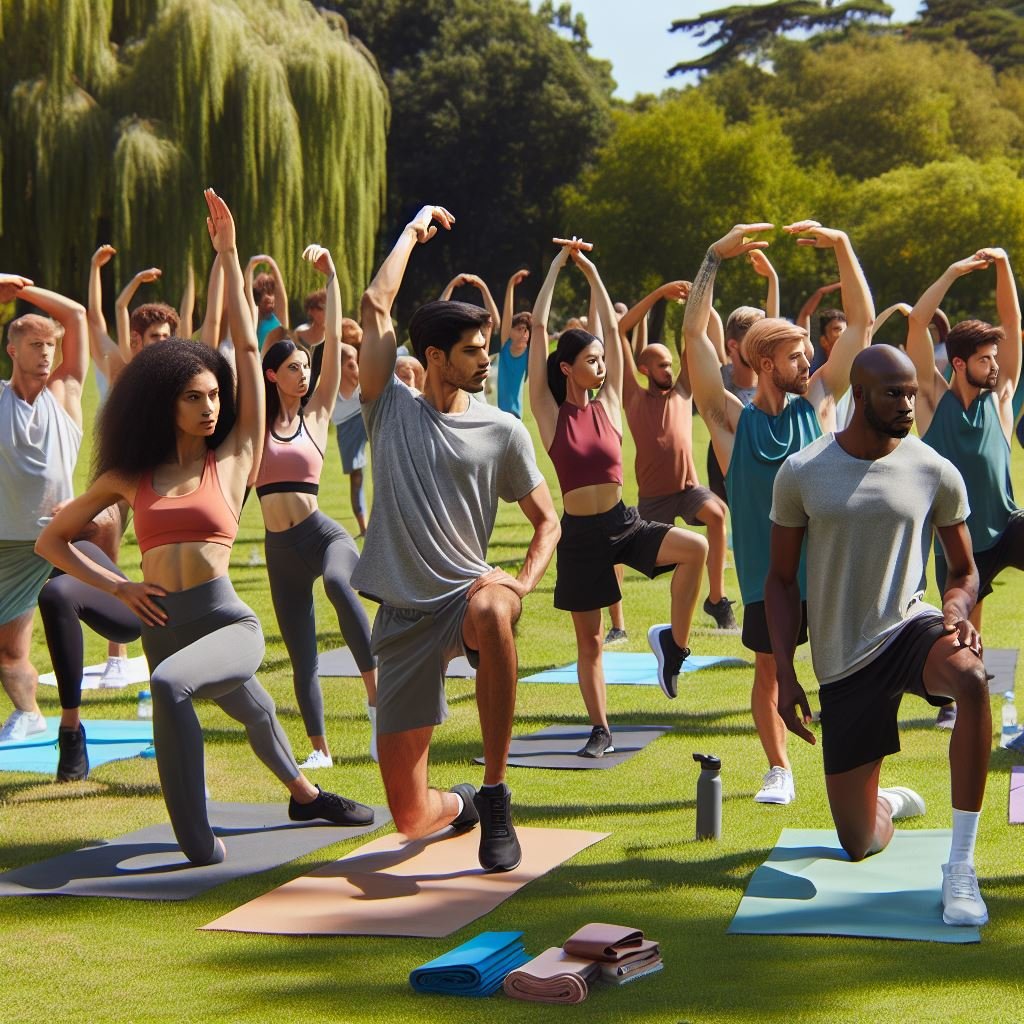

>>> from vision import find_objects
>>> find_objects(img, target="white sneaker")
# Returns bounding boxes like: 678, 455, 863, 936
98, 656, 131, 689
942, 862, 988, 926
0, 710, 48, 743
298, 749, 333, 769
755, 766, 795, 805
878, 785, 927, 820
367, 705, 378, 763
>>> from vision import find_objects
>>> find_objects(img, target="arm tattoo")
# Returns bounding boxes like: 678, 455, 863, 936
690, 247, 722, 311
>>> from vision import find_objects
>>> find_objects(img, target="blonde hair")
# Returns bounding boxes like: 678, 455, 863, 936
7, 313, 62, 346
742, 317, 807, 373
725, 306, 764, 344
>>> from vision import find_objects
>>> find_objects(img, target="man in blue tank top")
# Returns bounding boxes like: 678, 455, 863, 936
685, 220, 874, 807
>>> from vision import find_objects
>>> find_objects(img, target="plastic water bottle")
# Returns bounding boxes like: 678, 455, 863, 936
1002, 691, 1018, 746
137, 689, 153, 720
693, 753, 722, 840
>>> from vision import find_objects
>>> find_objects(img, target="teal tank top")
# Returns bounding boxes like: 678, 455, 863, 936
922, 390, 1016, 553
726, 395, 820, 605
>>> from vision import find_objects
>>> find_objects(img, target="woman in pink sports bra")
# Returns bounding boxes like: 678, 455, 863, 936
38, 191, 373, 866
527, 241, 707, 758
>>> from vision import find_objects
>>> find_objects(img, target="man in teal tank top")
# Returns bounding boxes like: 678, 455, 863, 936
685, 219, 874, 807
907, 247, 1023, 635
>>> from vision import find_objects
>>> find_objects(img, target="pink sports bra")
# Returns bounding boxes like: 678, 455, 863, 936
133, 450, 238, 554
255, 414, 324, 498
547, 400, 623, 496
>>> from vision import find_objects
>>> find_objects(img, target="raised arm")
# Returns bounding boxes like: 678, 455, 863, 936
871, 302, 912, 338
23, 283, 88, 391
304, 243, 341, 422
618, 280, 690, 391
528, 245, 571, 448
749, 250, 780, 318
501, 269, 529, 343
571, 248, 623, 430
114, 266, 162, 365
179, 262, 195, 338
360, 205, 454, 403
795, 280, 841, 335
707, 306, 726, 365
466, 274, 500, 344
264, 255, 290, 330
985, 248, 1022, 406
198, 254, 225, 349
87, 244, 122, 381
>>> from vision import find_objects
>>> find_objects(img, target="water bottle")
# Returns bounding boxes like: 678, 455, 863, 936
137, 689, 153, 720
693, 753, 722, 840
1002, 691, 1018, 746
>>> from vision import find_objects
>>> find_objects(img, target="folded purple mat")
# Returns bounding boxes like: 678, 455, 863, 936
1011, 766, 1024, 825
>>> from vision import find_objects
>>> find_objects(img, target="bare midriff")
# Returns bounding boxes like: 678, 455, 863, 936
562, 481, 622, 517
259, 490, 318, 533
141, 542, 234, 592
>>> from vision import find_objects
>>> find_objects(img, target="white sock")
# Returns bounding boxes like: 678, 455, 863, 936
452, 793, 465, 817
949, 807, 981, 867
878, 790, 902, 818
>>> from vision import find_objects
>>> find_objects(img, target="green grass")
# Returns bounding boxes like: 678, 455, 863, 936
2, 376, 1022, 1024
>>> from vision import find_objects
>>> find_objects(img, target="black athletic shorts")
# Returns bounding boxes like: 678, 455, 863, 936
819, 612, 951, 776
706, 442, 727, 506
554, 501, 672, 612
741, 600, 808, 654
934, 508, 1024, 600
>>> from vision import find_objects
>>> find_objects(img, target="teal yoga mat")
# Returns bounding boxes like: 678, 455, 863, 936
729, 828, 980, 944
522, 651, 749, 685
0, 718, 153, 774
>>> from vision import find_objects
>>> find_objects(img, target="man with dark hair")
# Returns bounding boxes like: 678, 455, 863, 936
767, 345, 991, 927
352, 205, 559, 872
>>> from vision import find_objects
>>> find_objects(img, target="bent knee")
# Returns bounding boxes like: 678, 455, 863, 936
468, 586, 521, 627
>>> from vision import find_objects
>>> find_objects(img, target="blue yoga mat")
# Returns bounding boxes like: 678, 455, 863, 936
728, 828, 980, 944
0, 718, 154, 774
410, 931, 531, 997
522, 651, 749, 685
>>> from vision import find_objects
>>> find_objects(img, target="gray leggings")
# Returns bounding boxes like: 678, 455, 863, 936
264, 510, 374, 736
140, 576, 299, 866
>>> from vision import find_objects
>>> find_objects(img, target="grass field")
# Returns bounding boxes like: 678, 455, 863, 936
1, 373, 1022, 1024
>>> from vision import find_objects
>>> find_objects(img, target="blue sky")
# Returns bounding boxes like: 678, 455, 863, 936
541, 0, 925, 99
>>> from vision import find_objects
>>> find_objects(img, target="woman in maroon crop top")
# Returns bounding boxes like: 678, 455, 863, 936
527, 241, 708, 758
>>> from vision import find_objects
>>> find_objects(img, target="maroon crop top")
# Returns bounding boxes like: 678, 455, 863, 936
547, 400, 623, 496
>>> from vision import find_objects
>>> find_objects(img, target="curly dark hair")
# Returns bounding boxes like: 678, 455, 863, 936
93, 338, 237, 480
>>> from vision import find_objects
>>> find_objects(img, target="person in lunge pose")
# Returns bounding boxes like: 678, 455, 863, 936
38, 191, 372, 866
685, 220, 873, 806
766, 345, 990, 926
529, 241, 708, 758
257, 243, 377, 767
352, 205, 559, 872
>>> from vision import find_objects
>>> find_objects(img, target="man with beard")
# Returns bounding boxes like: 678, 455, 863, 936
352, 205, 559, 872
906, 249, 1022, 635
685, 220, 873, 807
766, 345, 990, 927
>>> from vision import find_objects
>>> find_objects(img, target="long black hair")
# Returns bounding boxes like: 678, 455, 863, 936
546, 328, 600, 406
261, 339, 310, 426
94, 338, 236, 480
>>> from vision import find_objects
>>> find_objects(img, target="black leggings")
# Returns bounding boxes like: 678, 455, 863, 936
37, 542, 141, 710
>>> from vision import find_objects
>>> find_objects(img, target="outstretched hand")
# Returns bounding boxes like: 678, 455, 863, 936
711, 223, 773, 260
0, 273, 34, 303
205, 188, 237, 253
784, 220, 846, 249
749, 250, 776, 278
134, 267, 162, 285
659, 280, 691, 302
777, 670, 816, 745
947, 253, 991, 277
302, 243, 336, 278
511, 269, 530, 286
408, 205, 454, 244
91, 245, 116, 268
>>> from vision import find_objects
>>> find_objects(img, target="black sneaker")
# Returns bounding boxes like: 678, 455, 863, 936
449, 782, 480, 832
288, 785, 374, 826
603, 627, 628, 646
647, 624, 689, 698
56, 724, 89, 782
578, 725, 615, 758
472, 783, 521, 873
703, 596, 739, 630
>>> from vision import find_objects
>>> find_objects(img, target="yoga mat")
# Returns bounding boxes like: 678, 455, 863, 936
0, 802, 391, 901
985, 648, 1018, 694
521, 651, 748, 685
37, 655, 150, 691
1011, 767, 1024, 825
473, 724, 671, 771
410, 931, 530, 996
202, 825, 609, 937
319, 646, 476, 679
0, 717, 153, 775
728, 827, 980, 943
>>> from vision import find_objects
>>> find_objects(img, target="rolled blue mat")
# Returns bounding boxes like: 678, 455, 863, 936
410, 931, 531, 997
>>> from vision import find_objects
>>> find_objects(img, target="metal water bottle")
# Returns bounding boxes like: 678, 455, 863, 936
693, 753, 722, 840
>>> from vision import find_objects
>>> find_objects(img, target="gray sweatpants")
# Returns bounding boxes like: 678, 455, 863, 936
264, 511, 374, 736
140, 576, 299, 866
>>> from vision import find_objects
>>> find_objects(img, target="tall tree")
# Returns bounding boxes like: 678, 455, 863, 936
914, 1, 1024, 72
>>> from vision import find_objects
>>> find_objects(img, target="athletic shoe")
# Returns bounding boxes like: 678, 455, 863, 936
367, 704, 378, 763
755, 766, 795, 805
298, 749, 334, 769
0, 709, 47, 743
877, 785, 926, 820
449, 782, 480, 832
56, 724, 89, 782
97, 656, 131, 689
603, 627, 628, 646
578, 725, 615, 758
288, 785, 373, 826
246, 548, 264, 567
941, 862, 988, 926
473, 782, 522, 872
140, 743, 156, 759
935, 704, 957, 730
647, 624, 689, 698
703, 596, 739, 630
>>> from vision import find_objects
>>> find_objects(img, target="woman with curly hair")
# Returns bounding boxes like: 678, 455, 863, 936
37, 190, 372, 865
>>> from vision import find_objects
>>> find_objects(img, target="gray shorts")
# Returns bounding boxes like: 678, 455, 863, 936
0, 541, 54, 625
371, 593, 480, 735
335, 415, 368, 474
638, 486, 716, 528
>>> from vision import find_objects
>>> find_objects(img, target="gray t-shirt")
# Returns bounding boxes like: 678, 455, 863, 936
351, 375, 544, 611
770, 432, 969, 684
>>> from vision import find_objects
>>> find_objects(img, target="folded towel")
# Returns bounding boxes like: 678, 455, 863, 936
503, 947, 601, 1004
599, 947, 661, 977
562, 922, 656, 963
409, 931, 530, 997
600, 959, 664, 986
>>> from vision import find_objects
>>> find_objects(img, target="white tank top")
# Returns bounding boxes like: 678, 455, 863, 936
0, 380, 82, 540
331, 385, 362, 425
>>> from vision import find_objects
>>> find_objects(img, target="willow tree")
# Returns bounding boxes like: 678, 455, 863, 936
0, 0, 389, 313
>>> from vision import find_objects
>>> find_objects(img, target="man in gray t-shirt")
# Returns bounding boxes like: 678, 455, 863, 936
356, 205, 559, 874
766, 345, 992, 929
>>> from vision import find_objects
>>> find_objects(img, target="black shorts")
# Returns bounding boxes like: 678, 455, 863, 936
819, 612, 951, 776
706, 442, 727, 506
741, 600, 808, 654
554, 502, 672, 612
935, 508, 1024, 600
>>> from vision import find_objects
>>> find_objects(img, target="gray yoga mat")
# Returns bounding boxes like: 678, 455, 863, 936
0, 801, 390, 901
474, 724, 672, 770
984, 648, 1018, 693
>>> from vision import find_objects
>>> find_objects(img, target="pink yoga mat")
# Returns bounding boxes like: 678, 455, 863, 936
1011, 766, 1024, 825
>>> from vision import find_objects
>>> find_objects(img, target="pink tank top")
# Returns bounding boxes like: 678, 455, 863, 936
255, 414, 324, 497
547, 400, 623, 496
